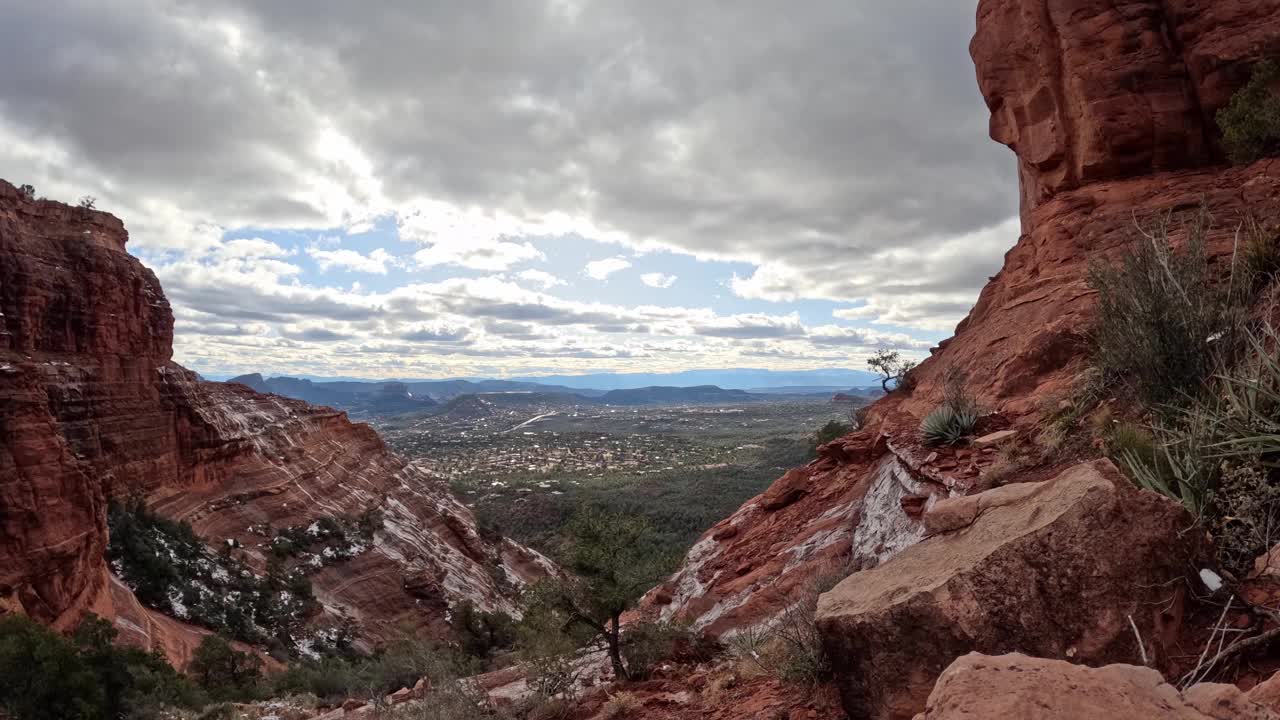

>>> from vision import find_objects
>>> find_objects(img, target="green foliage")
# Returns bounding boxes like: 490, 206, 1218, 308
1119, 410, 1220, 519
189, 635, 263, 702
920, 404, 979, 447
520, 508, 672, 681
726, 564, 847, 685
268, 510, 381, 562
1212, 463, 1280, 579
467, 436, 812, 577
620, 620, 719, 680
270, 656, 363, 704
0, 614, 203, 720
1218, 59, 1280, 165
812, 419, 853, 451
107, 498, 321, 649
0, 615, 105, 720
1118, 324, 1280, 577
452, 601, 518, 661
867, 349, 917, 393
1087, 209, 1243, 407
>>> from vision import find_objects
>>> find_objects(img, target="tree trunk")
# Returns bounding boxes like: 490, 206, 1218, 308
606, 614, 628, 680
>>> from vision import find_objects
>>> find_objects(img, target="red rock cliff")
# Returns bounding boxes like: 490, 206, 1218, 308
0, 180, 551, 659
646, 0, 1280, 636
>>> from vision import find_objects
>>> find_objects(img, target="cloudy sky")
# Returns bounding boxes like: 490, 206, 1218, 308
1, 0, 1018, 380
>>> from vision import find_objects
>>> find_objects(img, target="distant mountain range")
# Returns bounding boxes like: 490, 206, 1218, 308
508, 368, 881, 391
224, 370, 882, 417
214, 368, 881, 391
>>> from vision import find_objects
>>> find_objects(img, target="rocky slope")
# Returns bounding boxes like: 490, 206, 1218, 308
646, 0, 1280, 638
0, 180, 551, 662
635, 0, 1280, 716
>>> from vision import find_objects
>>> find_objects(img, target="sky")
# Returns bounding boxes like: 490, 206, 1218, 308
0, 0, 1019, 380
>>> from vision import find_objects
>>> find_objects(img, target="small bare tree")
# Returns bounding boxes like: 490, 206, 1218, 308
866, 349, 917, 393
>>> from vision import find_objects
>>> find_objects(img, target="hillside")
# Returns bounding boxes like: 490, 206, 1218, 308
227, 373, 438, 417
0, 182, 552, 665
623, 1, 1280, 717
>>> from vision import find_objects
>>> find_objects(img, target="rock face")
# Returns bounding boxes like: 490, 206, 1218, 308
647, 1, 1280, 644
0, 179, 550, 660
905, 0, 1280, 417
814, 461, 1197, 719
971, 0, 1280, 221
915, 653, 1280, 720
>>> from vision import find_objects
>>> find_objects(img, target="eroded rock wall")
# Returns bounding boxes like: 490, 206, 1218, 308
0, 180, 550, 659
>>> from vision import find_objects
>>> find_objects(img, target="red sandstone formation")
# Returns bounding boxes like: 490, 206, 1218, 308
641, 1, 1280, 717
817, 461, 1197, 719
647, 0, 1280, 638
916, 653, 1280, 720
0, 180, 551, 662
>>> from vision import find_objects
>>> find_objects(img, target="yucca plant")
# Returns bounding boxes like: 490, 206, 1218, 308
921, 404, 979, 447
1119, 409, 1220, 519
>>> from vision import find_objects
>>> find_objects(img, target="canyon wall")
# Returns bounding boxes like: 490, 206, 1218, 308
648, 0, 1280, 644
0, 181, 550, 659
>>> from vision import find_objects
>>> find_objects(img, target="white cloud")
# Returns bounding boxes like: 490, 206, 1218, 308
0, 1, 1020, 376
412, 240, 543, 271
640, 272, 677, 289
584, 257, 631, 280
515, 269, 566, 289
307, 246, 397, 274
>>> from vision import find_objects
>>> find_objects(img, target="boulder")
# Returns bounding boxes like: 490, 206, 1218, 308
759, 469, 810, 511
816, 460, 1198, 720
914, 653, 1279, 720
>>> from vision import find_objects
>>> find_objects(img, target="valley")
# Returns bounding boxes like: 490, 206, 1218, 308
376, 396, 856, 566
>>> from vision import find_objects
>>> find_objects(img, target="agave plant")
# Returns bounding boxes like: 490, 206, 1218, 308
920, 404, 979, 447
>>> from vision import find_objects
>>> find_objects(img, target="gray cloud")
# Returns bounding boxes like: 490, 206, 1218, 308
0, 0, 1015, 318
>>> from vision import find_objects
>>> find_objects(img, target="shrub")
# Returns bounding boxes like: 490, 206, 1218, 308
920, 404, 979, 447
108, 498, 321, 649
78, 195, 96, 209
1211, 462, 1280, 579
1118, 324, 1280, 577
0, 614, 203, 720
188, 635, 263, 702
1218, 59, 1280, 166
18, 184, 35, 200
0, 615, 105, 720
620, 620, 718, 680
812, 419, 852, 451
726, 564, 847, 685
452, 601, 518, 661
867, 349, 917, 393
600, 691, 642, 719
1087, 209, 1242, 407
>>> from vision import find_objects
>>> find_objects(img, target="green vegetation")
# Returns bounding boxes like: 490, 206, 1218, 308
107, 497, 323, 653
726, 564, 846, 685
0, 614, 203, 720
267, 509, 381, 563
920, 404, 979, 447
1087, 209, 1241, 407
1083, 205, 1280, 581
189, 635, 264, 703
466, 435, 814, 573
522, 508, 672, 680
920, 369, 980, 447
812, 419, 853, 449
1218, 59, 1280, 166
867, 349, 917, 393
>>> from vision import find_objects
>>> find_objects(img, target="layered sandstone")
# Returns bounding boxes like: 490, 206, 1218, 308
915, 653, 1280, 720
815, 461, 1197, 719
0, 180, 550, 660
647, 0, 1280, 643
